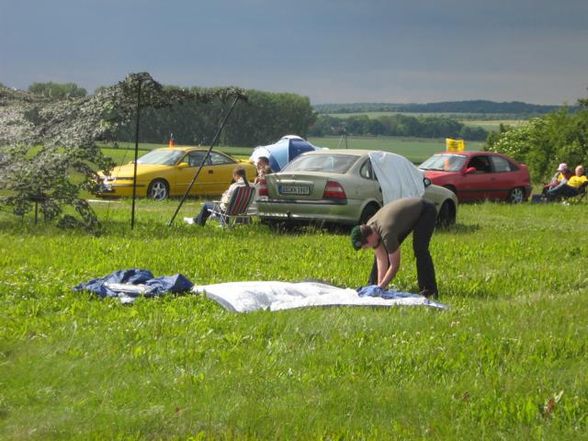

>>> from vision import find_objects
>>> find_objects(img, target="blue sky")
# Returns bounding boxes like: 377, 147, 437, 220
1, 0, 587, 104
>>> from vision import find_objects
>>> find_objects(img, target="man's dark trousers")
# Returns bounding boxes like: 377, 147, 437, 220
368, 200, 438, 295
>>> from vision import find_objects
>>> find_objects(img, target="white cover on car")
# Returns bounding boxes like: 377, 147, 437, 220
192, 281, 445, 312
368, 151, 425, 204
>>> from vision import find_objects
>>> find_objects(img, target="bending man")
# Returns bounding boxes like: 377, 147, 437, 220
350, 197, 438, 299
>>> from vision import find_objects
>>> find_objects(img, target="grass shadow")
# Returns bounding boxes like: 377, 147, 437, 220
439, 222, 481, 234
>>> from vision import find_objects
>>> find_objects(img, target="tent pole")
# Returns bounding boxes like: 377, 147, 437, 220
167, 95, 241, 226
130, 79, 142, 230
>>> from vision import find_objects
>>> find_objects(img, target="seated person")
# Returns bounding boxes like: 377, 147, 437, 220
254, 156, 272, 185
468, 156, 491, 173
546, 165, 587, 200
184, 166, 251, 226
544, 163, 573, 193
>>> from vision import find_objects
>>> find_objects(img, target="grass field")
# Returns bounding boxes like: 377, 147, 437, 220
0, 199, 586, 440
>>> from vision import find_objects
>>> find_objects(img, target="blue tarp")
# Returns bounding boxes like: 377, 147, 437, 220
356, 284, 421, 299
249, 135, 319, 171
74, 269, 193, 303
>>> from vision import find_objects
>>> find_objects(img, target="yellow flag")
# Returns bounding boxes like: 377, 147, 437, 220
446, 138, 465, 152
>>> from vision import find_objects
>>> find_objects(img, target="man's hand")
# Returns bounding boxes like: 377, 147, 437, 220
376, 247, 401, 289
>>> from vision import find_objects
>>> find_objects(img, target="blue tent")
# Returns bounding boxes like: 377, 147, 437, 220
249, 135, 319, 171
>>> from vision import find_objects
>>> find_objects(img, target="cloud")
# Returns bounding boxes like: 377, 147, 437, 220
1, 0, 587, 104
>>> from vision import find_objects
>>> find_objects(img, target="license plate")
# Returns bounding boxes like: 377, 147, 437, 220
279, 184, 311, 195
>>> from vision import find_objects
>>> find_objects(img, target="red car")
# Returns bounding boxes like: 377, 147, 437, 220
419, 151, 532, 203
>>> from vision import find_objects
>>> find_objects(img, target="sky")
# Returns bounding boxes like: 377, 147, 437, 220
1, 0, 587, 105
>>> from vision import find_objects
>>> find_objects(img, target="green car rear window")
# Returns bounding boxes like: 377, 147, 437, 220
284, 154, 358, 174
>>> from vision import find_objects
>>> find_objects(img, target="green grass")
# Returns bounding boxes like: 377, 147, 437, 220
0, 200, 586, 440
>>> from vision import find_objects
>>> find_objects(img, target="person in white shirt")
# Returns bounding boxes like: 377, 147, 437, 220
184, 167, 250, 226
254, 156, 272, 184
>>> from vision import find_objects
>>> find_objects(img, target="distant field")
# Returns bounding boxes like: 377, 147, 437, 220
101, 136, 484, 167
100, 147, 150, 166
460, 119, 527, 132
324, 111, 413, 119
322, 112, 529, 132
309, 136, 483, 163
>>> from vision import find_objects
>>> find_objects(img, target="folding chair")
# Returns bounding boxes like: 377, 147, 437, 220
208, 185, 256, 228
573, 181, 588, 203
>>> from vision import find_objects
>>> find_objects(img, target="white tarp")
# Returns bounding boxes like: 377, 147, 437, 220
192, 281, 446, 312
368, 151, 425, 204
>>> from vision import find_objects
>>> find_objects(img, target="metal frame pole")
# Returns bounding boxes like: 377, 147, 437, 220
130, 80, 142, 229
168, 95, 241, 226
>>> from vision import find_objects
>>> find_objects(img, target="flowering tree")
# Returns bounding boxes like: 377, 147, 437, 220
0, 73, 246, 232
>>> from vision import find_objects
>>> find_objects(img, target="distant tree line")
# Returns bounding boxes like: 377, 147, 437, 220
314, 100, 566, 116
486, 98, 588, 183
308, 114, 488, 141
16, 82, 314, 147
109, 87, 315, 147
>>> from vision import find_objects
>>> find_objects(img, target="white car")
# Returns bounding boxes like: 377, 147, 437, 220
257, 149, 458, 227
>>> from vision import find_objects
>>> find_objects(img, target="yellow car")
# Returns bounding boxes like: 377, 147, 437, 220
96, 147, 256, 200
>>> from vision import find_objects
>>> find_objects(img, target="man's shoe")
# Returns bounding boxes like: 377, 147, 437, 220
184, 217, 195, 225
419, 289, 438, 300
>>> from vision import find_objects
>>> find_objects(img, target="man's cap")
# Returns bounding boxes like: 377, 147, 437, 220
350, 225, 365, 250
557, 163, 568, 172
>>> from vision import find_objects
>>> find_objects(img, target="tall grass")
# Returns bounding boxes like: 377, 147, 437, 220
0, 201, 586, 440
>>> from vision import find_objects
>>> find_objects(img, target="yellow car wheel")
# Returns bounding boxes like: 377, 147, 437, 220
147, 179, 169, 200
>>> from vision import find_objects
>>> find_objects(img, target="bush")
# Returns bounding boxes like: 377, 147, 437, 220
486, 103, 588, 183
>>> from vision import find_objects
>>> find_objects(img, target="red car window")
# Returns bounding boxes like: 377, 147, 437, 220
490, 155, 517, 172
468, 156, 492, 173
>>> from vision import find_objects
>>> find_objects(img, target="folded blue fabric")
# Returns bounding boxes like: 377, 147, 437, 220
357, 285, 385, 297
74, 269, 193, 299
356, 284, 418, 299
143, 274, 194, 295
